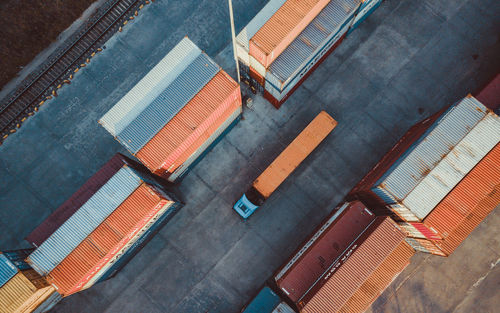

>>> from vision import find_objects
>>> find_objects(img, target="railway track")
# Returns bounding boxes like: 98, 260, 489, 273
0, 0, 149, 144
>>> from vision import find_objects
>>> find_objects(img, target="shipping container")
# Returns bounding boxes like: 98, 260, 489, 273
26, 154, 128, 247
476, 73, 500, 111
299, 218, 414, 313
274, 201, 376, 304
236, 0, 287, 68
233, 111, 337, 218
264, 0, 361, 103
0, 254, 18, 288
397, 222, 442, 240
241, 286, 295, 313
26, 154, 180, 277
0, 269, 61, 313
136, 70, 241, 178
422, 143, 500, 255
404, 238, 446, 256
45, 183, 181, 296
347, 0, 383, 34
349, 96, 497, 221
249, 0, 331, 68
99, 37, 202, 136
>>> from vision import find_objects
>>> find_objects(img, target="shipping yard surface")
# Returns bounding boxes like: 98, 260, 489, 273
0, 0, 499, 312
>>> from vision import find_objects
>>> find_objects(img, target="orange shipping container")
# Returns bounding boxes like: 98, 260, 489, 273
249, 0, 330, 68
253, 111, 337, 198
137, 70, 241, 178
423, 143, 500, 255
47, 184, 174, 296
300, 218, 413, 313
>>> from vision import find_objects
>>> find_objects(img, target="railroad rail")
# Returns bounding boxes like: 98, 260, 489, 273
0, 0, 151, 144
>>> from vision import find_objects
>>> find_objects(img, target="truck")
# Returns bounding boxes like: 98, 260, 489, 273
233, 111, 337, 218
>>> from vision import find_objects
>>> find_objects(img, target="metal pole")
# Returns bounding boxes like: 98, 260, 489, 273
228, 0, 241, 83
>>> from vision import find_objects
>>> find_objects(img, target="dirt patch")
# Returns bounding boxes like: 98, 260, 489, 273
0, 0, 95, 90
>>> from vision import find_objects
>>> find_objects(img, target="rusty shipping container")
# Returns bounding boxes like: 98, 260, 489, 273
46, 183, 180, 296
249, 0, 331, 68
299, 217, 414, 313
421, 143, 500, 256
274, 201, 376, 304
136, 70, 241, 179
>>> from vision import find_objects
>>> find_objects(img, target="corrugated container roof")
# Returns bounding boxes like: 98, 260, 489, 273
0, 254, 17, 288
13, 285, 60, 313
336, 241, 414, 313
268, 0, 360, 87
242, 287, 281, 313
254, 111, 337, 198
236, 0, 287, 51
300, 218, 409, 313
27, 166, 142, 276
26, 154, 127, 247
372, 96, 488, 205
136, 70, 240, 172
250, 0, 330, 65
0, 273, 37, 313
47, 184, 167, 295
117, 53, 220, 154
424, 144, 500, 255
99, 37, 201, 136
275, 202, 376, 303
404, 112, 500, 219
273, 303, 296, 313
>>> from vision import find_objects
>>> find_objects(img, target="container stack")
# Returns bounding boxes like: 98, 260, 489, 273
241, 286, 295, 313
274, 201, 414, 313
236, 0, 381, 108
99, 37, 242, 182
25, 154, 182, 296
0, 249, 61, 313
349, 95, 500, 256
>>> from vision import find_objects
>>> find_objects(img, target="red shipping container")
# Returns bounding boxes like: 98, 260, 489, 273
136, 70, 241, 177
249, 0, 330, 68
274, 201, 376, 304
47, 184, 174, 296
423, 143, 500, 255
300, 218, 413, 313
476, 74, 500, 110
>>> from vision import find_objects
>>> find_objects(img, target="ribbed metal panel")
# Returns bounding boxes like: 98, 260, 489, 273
273, 302, 296, 313
117, 53, 220, 153
99, 37, 201, 136
350, 0, 382, 31
372, 97, 488, 204
0, 254, 17, 288
236, 0, 287, 65
0, 273, 36, 312
406, 112, 500, 219
27, 166, 142, 275
267, 0, 360, 91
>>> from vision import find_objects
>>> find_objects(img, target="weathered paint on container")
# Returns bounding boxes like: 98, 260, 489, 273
99, 37, 201, 136
370, 96, 489, 208
2, 249, 34, 271
263, 33, 346, 108
249, 56, 267, 86
116, 53, 220, 153
476, 73, 500, 110
300, 218, 412, 312
397, 222, 441, 240
0, 271, 55, 313
136, 70, 241, 176
241, 286, 281, 313
168, 103, 243, 182
405, 238, 446, 256
26, 287, 61, 313
0, 254, 18, 287
27, 166, 143, 275
403, 111, 500, 219
348, 0, 382, 34
265, 0, 361, 93
253, 111, 337, 198
275, 202, 376, 304
46, 184, 178, 296
424, 143, 500, 255
26, 154, 128, 247
236, 0, 287, 66
249, 0, 331, 68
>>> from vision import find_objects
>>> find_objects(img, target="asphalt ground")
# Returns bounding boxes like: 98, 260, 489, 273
0, 0, 499, 312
